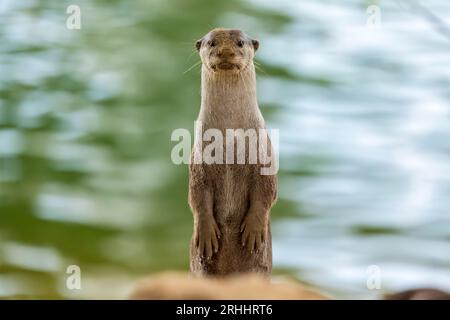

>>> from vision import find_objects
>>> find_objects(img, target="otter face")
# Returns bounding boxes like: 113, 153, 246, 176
196, 28, 259, 74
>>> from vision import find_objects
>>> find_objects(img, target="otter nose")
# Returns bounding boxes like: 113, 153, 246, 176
217, 48, 235, 59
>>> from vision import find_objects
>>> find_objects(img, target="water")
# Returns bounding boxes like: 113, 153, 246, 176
0, 0, 449, 299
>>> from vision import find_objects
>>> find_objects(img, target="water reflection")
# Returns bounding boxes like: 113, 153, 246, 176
0, 0, 449, 298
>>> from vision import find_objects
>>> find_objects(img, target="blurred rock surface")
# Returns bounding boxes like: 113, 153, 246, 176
129, 272, 330, 300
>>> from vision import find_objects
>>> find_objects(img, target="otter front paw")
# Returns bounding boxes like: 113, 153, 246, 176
194, 218, 220, 259
240, 213, 267, 252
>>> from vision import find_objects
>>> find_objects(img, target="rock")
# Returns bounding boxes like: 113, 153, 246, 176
385, 288, 450, 300
129, 272, 330, 300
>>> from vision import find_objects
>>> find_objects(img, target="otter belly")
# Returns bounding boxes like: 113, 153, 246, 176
216, 166, 248, 220
190, 164, 272, 276
190, 224, 272, 276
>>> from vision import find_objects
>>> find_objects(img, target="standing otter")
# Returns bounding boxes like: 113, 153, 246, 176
189, 28, 277, 276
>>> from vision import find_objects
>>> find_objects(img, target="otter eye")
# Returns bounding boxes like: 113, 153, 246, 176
208, 40, 216, 47
237, 40, 244, 48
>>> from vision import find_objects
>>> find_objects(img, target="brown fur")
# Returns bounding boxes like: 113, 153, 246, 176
129, 272, 329, 300
189, 29, 277, 276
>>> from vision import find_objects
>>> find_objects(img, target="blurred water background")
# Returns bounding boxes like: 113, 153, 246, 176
0, 0, 449, 299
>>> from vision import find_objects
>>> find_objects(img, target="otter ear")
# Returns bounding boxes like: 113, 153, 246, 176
195, 38, 203, 51
251, 39, 259, 51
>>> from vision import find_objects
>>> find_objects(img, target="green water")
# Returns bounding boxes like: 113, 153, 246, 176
1, 0, 450, 299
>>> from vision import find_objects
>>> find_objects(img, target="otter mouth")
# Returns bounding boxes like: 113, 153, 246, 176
212, 62, 240, 71
217, 62, 236, 70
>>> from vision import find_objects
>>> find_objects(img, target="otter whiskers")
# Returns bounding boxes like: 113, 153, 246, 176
183, 60, 202, 74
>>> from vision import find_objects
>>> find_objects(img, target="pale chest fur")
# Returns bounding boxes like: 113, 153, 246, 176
194, 64, 267, 219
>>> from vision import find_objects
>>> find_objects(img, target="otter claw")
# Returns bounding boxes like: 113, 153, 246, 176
195, 218, 220, 258
240, 213, 266, 253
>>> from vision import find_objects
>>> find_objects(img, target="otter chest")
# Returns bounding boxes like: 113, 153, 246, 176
208, 164, 251, 219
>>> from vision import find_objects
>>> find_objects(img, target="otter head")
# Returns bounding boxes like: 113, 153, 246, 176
196, 28, 259, 74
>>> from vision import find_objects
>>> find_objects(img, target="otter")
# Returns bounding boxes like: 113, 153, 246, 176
188, 28, 277, 276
